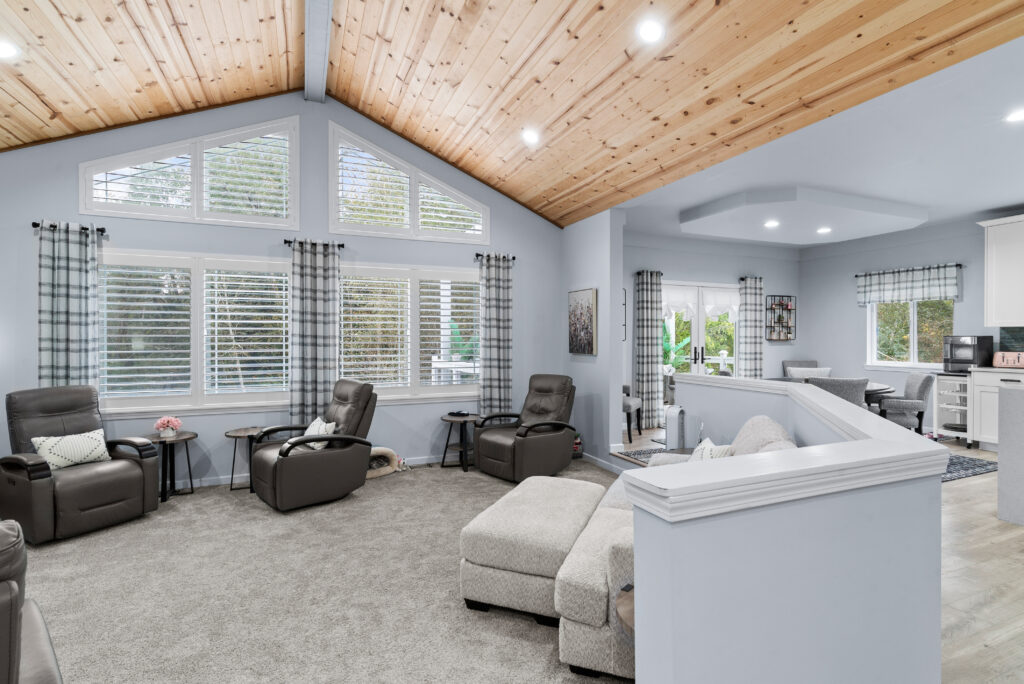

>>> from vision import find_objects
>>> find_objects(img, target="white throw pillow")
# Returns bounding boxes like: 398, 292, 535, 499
31, 429, 110, 470
788, 367, 832, 379
691, 438, 735, 461
303, 417, 336, 450
731, 415, 794, 456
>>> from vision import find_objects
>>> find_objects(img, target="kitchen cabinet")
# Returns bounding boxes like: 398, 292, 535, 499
981, 214, 1024, 327
969, 368, 1024, 447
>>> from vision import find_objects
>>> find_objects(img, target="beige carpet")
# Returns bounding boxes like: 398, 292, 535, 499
26, 460, 618, 683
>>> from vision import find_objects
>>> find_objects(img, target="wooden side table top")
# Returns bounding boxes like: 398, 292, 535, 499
441, 413, 479, 424
225, 426, 262, 439
145, 430, 198, 444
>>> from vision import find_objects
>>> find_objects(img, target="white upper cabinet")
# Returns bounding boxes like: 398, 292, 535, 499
981, 215, 1024, 327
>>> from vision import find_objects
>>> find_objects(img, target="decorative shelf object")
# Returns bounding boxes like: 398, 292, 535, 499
765, 295, 795, 341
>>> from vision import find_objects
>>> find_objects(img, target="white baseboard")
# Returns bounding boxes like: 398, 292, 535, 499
582, 452, 629, 475
403, 454, 443, 466
610, 442, 625, 453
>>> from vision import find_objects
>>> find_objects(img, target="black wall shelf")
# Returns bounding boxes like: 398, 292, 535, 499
766, 295, 795, 341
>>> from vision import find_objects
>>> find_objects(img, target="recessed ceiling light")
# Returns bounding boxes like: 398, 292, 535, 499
636, 19, 665, 44
1005, 108, 1024, 123
764, 219, 780, 229
521, 127, 540, 146
817, 226, 832, 234
0, 41, 19, 60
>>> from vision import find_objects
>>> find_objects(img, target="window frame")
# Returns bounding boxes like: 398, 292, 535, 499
80, 117, 300, 231
339, 261, 481, 402
865, 299, 951, 371
328, 122, 490, 245
98, 249, 291, 415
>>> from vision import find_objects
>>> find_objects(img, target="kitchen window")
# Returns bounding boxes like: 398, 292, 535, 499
867, 299, 953, 368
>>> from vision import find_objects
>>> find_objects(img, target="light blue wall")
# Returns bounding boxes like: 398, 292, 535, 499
0, 92, 566, 485
798, 218, 994, 429
621, 232, 805, 383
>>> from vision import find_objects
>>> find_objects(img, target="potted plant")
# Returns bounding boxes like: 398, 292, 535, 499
154, 416, 182, 438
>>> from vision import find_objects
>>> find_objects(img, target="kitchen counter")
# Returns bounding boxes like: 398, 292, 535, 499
971, 366, 1024, 374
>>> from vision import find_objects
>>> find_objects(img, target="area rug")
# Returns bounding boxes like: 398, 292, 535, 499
943, 454, 998, 482
615, 448, 666, 466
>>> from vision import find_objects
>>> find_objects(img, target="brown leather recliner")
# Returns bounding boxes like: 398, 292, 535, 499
2, 387, 159, 545
251, 379, 376, 512
474, 374, 576, 482
0, 521, 61, 684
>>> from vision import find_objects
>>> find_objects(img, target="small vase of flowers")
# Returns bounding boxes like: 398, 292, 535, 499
155, 416, 182, 439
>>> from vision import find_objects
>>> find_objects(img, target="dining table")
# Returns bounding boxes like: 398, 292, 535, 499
768, 376, 895, 402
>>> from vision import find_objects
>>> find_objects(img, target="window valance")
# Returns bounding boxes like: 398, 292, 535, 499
856, 263, 960, 307
662, 284, 739, 322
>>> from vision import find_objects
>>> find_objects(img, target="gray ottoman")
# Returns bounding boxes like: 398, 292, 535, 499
460, 476, 605, 622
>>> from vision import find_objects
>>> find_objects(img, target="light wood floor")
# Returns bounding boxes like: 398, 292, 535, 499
615, 431, 1017, 680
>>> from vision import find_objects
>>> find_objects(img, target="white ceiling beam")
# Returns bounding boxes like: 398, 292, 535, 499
304, 0, 332, 102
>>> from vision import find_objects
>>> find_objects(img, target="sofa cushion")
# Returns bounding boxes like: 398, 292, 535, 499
731, 415, 793, 456
555, 507, 634, 627
30, 428, 110, 470
759, 439, 797, 453
461, 476, 605, 578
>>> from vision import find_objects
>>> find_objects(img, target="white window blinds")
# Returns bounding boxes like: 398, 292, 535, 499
418, 183, 484, 237
339, 275, 411, 387
204, 269, 289, 394
203, 132, 291, 219
337, 143, 410, 228
99, 264, 192, 397
92, 154, 191, 210
418, 279, 480, 386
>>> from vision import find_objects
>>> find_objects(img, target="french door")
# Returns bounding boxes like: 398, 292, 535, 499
663, 284, 737, 376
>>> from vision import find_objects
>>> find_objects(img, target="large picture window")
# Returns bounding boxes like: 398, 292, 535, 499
338, 264, 480, 399
99, 251, 290, 412
868, 299, 953, 367
329, 123, 488, 244
80, 117, 299, 230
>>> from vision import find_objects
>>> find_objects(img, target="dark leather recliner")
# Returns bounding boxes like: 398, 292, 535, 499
2, 387, 159, 545
0, 521, 61, 684
251, 379, 376, 512
474, 374, 576, 482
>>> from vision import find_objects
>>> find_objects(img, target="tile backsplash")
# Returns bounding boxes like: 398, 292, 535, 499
999, 328, 1024, 352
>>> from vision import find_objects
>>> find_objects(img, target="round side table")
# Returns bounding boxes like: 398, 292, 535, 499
441, 414, 479, 472
225, 427, 262, 492
145, 431, 198, 502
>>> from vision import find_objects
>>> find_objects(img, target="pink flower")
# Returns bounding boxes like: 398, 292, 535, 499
154, 416, 182, 431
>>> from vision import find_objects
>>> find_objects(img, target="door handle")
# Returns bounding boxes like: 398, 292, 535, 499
1000, 378, 1022, 383
699, 347, 705, 364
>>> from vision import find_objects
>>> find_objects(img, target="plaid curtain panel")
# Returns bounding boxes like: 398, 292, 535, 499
38, 221, 101, 388
856, 263, 959, 306
736, 276, 764, 379
290, 241, 341, 424
634, 270, 663, 429
479, 254, 513, 416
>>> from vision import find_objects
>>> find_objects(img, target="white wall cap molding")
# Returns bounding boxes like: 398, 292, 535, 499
625, 376, 948, 522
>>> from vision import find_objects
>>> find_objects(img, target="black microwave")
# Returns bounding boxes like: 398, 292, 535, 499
943, 336, 993, 373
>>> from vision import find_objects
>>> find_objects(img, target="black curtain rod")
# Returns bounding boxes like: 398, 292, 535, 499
32, 221, 106, 236
475, 253, 516, 261
283, 239, 344, 249
854, 263, 962, 278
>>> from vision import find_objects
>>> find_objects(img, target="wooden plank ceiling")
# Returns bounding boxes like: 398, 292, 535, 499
1, 2, 1024, 227
327, 0, 1024, 226
0, 0, 303, 150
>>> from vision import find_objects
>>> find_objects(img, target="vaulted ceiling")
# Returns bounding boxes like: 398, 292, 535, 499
1, 1, 1023, 227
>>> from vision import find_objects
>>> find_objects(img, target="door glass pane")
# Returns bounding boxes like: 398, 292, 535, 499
704, 312, 735, 375
663, 314, 691, 374
876, 302, 911, 362
916, 299, 953, 363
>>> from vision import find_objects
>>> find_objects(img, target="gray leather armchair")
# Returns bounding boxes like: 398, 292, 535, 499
251, 379, 376, 512
0, 521, 61, 684
474, 374, 576, 482
2, 387, 159, 545
879, 373, 934, 434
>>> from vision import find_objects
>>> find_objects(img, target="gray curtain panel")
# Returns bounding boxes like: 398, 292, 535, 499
633, 270, 663, 429
737, 276, 764, 378
37, 221, 101, 388
290, 240, 341, 424
856, 263, 959, 306
479, 253, 513, 416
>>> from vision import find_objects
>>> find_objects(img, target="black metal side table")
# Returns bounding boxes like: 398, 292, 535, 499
441, 413, 479, 472
225, 427, 261, 492
145, 431, 197, 503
